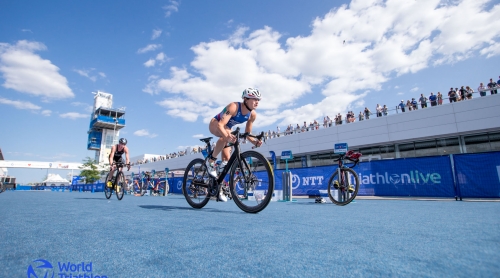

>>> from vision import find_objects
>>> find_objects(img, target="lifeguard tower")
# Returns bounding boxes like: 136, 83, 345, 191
86, 91, 126, 164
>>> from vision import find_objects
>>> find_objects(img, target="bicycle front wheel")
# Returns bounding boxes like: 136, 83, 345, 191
140, 182, 147, 196
230, 150, 274, 213
327, 167, 360, 206
182, 158, 211, 209
115, 171, 125, 200
104, 182, 112, 199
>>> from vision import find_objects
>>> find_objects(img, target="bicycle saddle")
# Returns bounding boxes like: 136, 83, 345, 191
199, 137, 213, 143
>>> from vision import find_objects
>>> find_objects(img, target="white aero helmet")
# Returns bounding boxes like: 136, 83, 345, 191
242, 88, 261, 100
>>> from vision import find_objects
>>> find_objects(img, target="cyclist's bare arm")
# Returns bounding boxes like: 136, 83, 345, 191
109, 145, 117, 166
245, 112, 262, 147
124, 146, 130, 165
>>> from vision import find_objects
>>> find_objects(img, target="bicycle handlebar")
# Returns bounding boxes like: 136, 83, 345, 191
230, 127, 265, 148
111, 162, 131, 171
334, 154, 360, 167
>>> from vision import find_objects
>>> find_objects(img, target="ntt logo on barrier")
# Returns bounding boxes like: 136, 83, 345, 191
27, 259, 107, 278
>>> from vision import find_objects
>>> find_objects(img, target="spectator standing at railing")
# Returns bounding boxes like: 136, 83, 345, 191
314, 119, 319, 130
406, 100, 412, 111
411, 98, 418, 110
459, 86, 467, 100
399, 100, 406, 112
382, 105, 388, 116
376, 104, 382, 117
437, 92, 443, 105
295, 124, 300, 133
276, 126, 280, 137
419, 94, 428, 108
466, 86, 474, 99
455, 88, 460, 100
429, 93, 437, 107
448, 88, 457, 103
364, 107, 371, 119
337, 113, 343, 125
488, 78, 497, 95
358, 111, 364, 121
323, 117, 328, 128
478, 82, 487, 97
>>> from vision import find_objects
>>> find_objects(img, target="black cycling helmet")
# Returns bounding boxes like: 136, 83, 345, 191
119, 138, 127, 145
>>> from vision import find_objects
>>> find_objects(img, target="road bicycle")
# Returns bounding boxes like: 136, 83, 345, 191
139, 179, 154, 196
182, 127, 274, 213
156, 180, 170, 196
327, 150, 362, 205
105, 162, 129, 200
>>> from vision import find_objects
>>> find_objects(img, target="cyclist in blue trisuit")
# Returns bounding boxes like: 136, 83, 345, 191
206, 88, 263, 201
106, 138, 130, 187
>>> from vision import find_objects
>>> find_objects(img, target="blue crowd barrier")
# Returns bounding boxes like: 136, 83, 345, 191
23, 152, 497, 199
453, 151, 500, 198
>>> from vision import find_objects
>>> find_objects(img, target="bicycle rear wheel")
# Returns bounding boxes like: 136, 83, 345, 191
115, 171, 125, 200
230, 150, 274, 213
327, 167, 359, 206
162, 181, 169, 196
182, 158, 211, 209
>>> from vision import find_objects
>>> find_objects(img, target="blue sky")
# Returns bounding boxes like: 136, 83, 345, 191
1, 0, 499, 183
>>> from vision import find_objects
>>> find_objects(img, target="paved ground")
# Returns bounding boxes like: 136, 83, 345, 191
1, 191, 499, 277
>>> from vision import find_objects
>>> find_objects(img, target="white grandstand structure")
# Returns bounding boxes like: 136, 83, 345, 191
129, 93, 500, 176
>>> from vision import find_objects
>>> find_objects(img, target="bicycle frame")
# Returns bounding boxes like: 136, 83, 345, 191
198, 127, 259, 191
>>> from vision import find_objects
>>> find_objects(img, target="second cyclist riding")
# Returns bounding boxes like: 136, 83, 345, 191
182, 127, 274, 213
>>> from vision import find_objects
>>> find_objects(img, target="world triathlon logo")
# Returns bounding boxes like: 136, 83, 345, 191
27, 259, 107, 278
27, 259, 54, 278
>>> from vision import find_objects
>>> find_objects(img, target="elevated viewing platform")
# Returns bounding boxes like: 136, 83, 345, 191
130, 93, 500, 174
89, 107, 126, 130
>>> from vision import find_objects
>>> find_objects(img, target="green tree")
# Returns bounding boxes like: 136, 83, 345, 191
79, 157, 101, 184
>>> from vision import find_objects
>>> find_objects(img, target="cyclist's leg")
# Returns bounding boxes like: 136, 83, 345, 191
107, 165, 115, 181
208, 119, 231, 162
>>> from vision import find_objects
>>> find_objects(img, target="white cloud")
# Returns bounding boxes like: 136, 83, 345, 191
152, 29, 162, 40
144, 59, 156, 68
144, 0, 500, 128
134, 129, 158, 138
163, 1, 179, 17
71, 101, 93, 113
59, 112, 88, 119
143, 52, 169, 68
410, 87, 419, 92
74, 68, 107, 82
137, 44, 161, 54
41, 110, 51, 116
0, 97, 41, 110
192, 134, 205, 138
0, 40, 74, 99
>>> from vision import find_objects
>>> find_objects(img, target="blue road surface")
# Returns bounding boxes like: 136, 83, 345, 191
1, 191, 499, 277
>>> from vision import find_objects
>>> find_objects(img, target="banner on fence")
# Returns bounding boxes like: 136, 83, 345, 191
271, 156, 455, 197
453, 152, 500, 198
